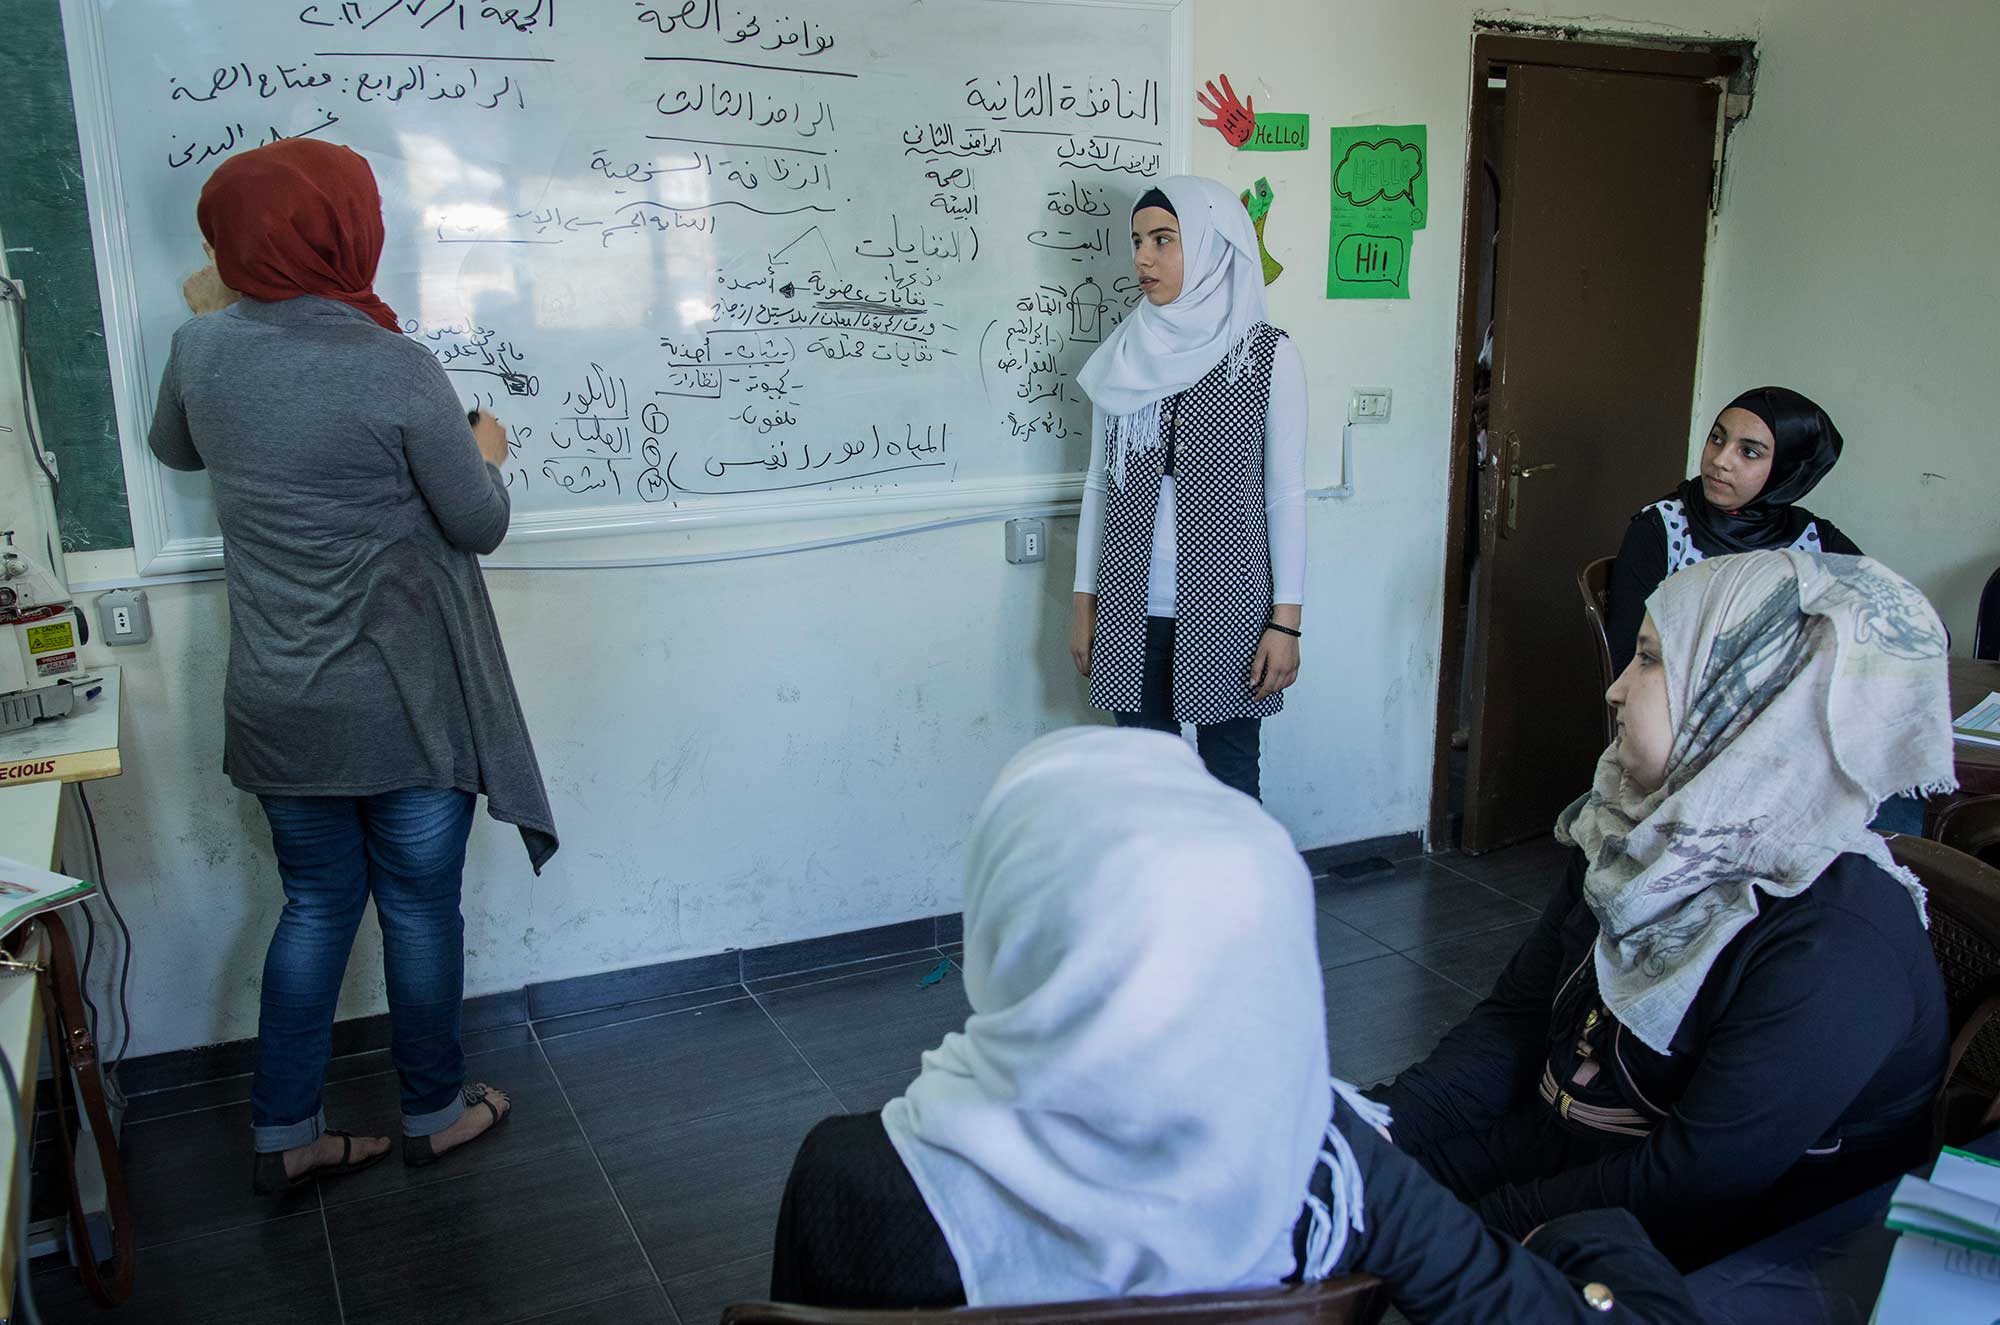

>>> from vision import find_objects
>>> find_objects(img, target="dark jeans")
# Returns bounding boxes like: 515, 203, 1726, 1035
251, 787, 475, 1152
1114, 615, 1263, 801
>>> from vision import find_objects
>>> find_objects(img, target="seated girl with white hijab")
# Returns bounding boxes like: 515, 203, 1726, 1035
1376, 550, 1953, 1268
767, 728, 1702, 1323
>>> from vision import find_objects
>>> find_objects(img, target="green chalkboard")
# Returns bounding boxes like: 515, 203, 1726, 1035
0, 0, 132, 551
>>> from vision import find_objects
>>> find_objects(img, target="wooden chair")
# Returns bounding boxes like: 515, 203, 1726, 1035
1888, 834, 2000, 1144
1937, 796, 2000, 869
720, 1278, 1390, 1325
1577, 555, 1617, 745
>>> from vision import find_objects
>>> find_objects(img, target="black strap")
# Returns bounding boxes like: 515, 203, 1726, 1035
1265, 621, 1301, 638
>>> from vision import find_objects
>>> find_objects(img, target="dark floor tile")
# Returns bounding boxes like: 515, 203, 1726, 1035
529, 952, 741, 1021
747, 949, 948, 996
940, 943, 963, 960
121, 1100, 317, 1249
317, 1041, 588, 1207
741, 918, 937, 982
121, 1073, 253, 1126
1405, 921, 1537, 998
1302, 832, 1424, 876
665, 1253, 773, 1325
31, 1211, 340, 1325
1315, 857, 1534, 951
326, 1149, 652, 1325
1322, 954, 1482, 1088
1314, 908, 1396, 970
512, 1284, 679, 1324
533, 984, 750, 1042
833, 1069, 919, 1114
540, 997, 826, 1145
612, 1088, 840, 1280
755, 958, 971, 1089
1435, 836, 1574, 908
935, 912, 963, 946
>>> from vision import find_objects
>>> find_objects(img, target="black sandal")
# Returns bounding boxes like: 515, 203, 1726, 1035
251, 1129, 389, 1196
403, 1083, 510, 1169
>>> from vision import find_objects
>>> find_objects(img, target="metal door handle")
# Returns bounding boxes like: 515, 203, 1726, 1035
1503, 444, 1555, 536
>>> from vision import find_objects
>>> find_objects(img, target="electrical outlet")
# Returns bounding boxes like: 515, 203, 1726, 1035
1005, 518, 1047, 564
97, 588, 151, 646
1348, 389, 1393, 423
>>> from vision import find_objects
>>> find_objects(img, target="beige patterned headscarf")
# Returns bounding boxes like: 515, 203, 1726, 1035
1557, 550, 1955, 1053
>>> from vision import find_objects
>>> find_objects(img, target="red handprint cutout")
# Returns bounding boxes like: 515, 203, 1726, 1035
1197, 74, 1256, 148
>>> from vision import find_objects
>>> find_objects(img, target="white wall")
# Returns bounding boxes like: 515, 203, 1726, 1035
31, 0, 1999, 1059
1689, 0, 2000, 647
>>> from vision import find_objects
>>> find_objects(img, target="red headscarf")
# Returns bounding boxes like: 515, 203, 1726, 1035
196, 139, 402, 332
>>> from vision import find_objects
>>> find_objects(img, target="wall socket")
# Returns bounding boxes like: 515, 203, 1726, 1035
1348, 389, 1393, 423
97, 588, 152, 645
1005, 518, 1046, 564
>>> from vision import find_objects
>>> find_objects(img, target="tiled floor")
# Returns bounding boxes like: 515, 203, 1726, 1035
29, 838, 1569, 1325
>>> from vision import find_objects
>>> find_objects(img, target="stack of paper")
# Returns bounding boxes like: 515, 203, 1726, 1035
1956, 691, 2000, 749
0, 857, 96, 938
1872, 1148, 2000, 1322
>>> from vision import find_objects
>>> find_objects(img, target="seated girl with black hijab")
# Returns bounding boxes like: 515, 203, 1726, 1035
767, 728, 1703, 1324
1605, 387, 1859, 676
1377, 549, 1954, 1269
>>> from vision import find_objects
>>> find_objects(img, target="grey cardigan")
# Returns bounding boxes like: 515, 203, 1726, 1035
149, 296, 557, 872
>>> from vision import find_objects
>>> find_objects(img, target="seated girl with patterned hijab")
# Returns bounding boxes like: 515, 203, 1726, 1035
1377, 550, 1953, 1268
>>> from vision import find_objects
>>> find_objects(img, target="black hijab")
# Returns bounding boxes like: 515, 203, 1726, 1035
1675, 386, 1844, 554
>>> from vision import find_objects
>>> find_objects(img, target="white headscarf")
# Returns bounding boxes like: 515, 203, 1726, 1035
1075, 176, 1269, 486
882, 728, 1362, 1306
1557, 550, 1957, 1053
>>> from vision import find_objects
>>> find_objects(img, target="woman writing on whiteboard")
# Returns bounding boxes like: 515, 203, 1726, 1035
1068, 176, 1307, 800
151, 139, 558, 1193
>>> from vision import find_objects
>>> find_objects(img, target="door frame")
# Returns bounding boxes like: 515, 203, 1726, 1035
1426, 34, 1743, 848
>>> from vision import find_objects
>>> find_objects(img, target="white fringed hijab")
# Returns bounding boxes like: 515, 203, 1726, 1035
1558, 550, 1956, 1053
881, 728, 1339, 1306
1075, 176, 1268, 486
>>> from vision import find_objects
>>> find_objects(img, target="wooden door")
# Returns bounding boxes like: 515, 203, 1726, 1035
1461, 63, 1720, 850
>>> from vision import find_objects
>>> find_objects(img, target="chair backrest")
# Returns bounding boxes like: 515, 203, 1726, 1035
1977, 565, 2000, 661
720, 1277, 1390, 1325
1577, 556, 1617, 744
1937, 795, 2000, 870
1888, 834, 2000, 1143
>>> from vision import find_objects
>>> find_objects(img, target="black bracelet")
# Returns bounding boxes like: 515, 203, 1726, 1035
1264, 621, 1301, 638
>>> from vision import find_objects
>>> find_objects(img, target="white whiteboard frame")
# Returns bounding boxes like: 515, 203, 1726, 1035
60, 0, 1193, 576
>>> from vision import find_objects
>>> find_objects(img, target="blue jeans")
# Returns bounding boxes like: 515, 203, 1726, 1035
251, 787, 475, 1152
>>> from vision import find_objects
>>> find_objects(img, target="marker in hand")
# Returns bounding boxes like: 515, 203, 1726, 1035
468, 407, 510, 467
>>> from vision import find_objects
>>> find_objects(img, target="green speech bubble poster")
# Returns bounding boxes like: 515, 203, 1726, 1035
1326, 123, 1426, 300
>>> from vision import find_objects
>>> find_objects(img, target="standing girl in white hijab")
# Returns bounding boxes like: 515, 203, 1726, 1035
767, 728, 1704, 1324
1068, 177, 1308, 801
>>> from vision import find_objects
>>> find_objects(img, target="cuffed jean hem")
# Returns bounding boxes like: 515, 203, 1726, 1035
253, 1106, 326, 1154
403, 1088, 467, 1139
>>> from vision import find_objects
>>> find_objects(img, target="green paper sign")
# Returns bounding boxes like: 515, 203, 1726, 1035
1239, 177, 1283, 285
1328, 124, 1427, 228
1326, 123, 1427, 300
1241, 113, 1310, 152
1242, 176, 1274, 224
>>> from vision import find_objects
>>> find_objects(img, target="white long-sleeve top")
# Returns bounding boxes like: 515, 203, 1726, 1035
1073, 339, 1307, 614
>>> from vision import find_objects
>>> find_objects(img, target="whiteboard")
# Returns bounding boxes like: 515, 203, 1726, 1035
61, 0, 1190, 574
